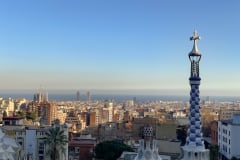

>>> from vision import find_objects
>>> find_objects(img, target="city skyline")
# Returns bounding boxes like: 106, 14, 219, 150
1, 1, 240, 96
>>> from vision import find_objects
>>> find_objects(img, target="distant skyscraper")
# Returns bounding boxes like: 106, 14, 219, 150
206, 96, 210, 102
76, 91, 80, 101
133, 97, 137, 103
87, 91, 90, 103
181, 31, 209, 160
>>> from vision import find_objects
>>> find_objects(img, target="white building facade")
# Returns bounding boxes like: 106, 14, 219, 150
218, 114, 240, 160
16, 127, 48, 160
15, 124, 69, 160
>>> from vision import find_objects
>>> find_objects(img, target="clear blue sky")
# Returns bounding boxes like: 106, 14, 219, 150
0, 1, 240, 96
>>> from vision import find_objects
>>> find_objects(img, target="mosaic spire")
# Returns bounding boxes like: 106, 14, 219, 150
182, 31, 209, 160
189, 30, 201, 79
186, 30, 204, 147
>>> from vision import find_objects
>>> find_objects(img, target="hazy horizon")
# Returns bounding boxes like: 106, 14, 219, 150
1, 1, 240, 96
1, 88, 240, 97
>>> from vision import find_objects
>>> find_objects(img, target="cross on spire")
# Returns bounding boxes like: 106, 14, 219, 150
190, 30, 200, 41
189, 30, 201, 56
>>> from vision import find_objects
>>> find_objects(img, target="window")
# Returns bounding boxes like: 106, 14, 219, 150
4, 121, 10, 125
229, 139, 230, 145
69, 147, 75, 153
75, 147, 80, 153
39, 156, 44, 160
12, 121, 16, 125
17, 137, 23, 140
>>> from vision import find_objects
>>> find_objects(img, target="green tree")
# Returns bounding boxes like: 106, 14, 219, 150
26, 111, 36, 121
3, 111, 7, 117
94, 140, 134, 160
210, 145, 219, 160
44, 127, 68, 160
16, 111, 25, 118
176, 125, 187, 146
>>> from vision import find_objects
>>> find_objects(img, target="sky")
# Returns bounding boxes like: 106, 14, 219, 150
0, 1, 240, 96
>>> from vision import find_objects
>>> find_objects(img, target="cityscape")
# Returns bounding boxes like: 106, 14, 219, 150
1, 1, 240, 160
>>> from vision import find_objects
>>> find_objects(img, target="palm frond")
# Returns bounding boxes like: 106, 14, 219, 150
44, 126, 68, 160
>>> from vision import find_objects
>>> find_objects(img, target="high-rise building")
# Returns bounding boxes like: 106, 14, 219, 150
133, 97, 137, 103
76, 91, 80, 101
181, 31, 209, 160
40, 102, 57, 125
87, 91, 90, 103
104, 101, 113, 122
89, 111, 97, 127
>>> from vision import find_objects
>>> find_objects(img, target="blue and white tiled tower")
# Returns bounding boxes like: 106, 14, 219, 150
181, 31, 209, 160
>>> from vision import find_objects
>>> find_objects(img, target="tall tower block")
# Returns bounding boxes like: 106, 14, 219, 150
87, 91, 91, 103
181, 31, 209, 160
76, 91, 80, 101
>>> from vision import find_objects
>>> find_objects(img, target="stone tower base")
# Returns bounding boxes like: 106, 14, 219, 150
181, 146, 209, 160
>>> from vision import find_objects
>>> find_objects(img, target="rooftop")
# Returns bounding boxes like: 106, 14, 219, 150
221, 114, 240, 125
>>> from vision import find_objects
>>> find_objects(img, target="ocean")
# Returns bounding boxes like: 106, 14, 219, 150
0, 92, 239, 102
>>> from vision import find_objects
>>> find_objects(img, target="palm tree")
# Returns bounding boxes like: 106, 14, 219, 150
44, 126, 68, 160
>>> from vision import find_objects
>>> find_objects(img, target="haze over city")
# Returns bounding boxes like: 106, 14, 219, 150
2, 1, 240, 160
1, 1, 240, 96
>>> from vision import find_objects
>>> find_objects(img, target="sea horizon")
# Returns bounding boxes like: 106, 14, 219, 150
0, 89, 240, 102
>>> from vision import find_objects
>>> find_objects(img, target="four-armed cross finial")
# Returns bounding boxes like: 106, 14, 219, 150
190, 30, 201, 41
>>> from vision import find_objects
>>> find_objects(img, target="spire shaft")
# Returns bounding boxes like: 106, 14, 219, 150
181, 31, 209, 160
